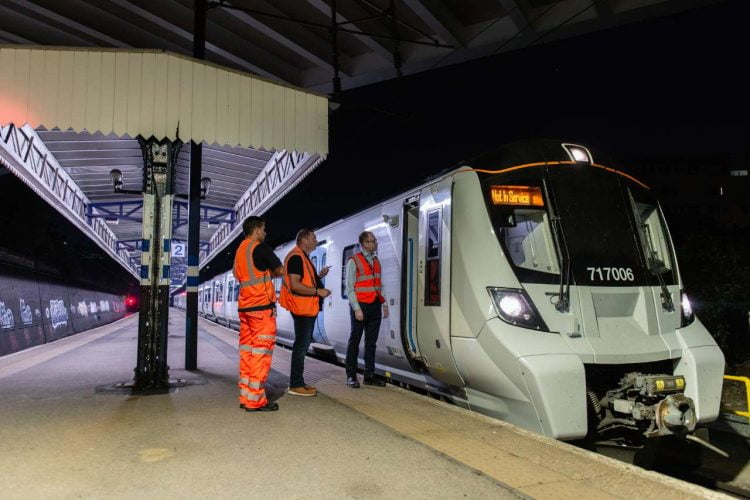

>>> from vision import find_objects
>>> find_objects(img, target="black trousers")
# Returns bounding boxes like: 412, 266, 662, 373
346, 301, 382, 379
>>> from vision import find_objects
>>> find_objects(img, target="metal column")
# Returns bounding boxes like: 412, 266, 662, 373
185, 0, 206, 370
134, 136, 181, 392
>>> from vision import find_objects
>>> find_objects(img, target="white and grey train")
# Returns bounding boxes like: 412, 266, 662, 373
176, 140, 725, 445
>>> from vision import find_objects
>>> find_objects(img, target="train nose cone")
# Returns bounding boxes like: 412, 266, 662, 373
657, 394, 697, 435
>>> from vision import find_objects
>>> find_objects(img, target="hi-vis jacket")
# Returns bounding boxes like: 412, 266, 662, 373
233, 239, 276, 312
351, 252, 384, 304
279, 246, 320, 317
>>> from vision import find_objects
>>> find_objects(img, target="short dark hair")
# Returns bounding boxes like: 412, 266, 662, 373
358, 231, 373, 244
243, 216, 265, 236
296, 228, 315, 245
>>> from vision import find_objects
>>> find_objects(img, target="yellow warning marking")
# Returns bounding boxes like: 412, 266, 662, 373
723, 375, 750, 418
140, 448, 174, 462
676, 378, 685, 389
656, 380, 665, 391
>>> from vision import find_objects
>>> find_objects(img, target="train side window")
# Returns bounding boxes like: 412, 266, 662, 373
216, 283, 222, 303
341, 244, 356, 299
425, 209, 441, 306
234, 281, 240, 302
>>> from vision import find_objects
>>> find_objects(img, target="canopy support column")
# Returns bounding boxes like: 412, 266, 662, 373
185, 0, 207, 371
134, 136, 181, 392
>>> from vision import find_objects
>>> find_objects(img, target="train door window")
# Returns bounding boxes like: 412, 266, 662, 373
425, 209, 441, 306
234, 281, 240, 301
215, 283, 222, 303
341, 244, 356, 299
504, 209, 559, 275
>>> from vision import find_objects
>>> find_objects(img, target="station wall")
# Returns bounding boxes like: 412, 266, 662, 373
0, 268, 127, 357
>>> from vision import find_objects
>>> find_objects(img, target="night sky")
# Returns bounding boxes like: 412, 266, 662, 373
1, 1, 747, 327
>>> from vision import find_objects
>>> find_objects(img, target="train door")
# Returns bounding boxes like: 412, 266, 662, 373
212, 280, 222, 319
401, 196, 420, 360
308, 246, 330, 345
415, 178, 465, 387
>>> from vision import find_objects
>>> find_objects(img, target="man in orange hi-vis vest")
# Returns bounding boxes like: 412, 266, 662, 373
279, 229, 331, 397
233, 216, 285, 412
345, 231, 389, 388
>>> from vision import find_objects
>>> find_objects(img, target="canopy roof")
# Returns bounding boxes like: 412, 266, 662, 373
0, 46, 328, 286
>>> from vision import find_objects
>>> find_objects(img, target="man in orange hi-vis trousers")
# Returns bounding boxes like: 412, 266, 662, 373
233, 216, 285, 412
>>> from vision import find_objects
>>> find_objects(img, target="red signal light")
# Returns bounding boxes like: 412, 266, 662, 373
125, 296, 137, 307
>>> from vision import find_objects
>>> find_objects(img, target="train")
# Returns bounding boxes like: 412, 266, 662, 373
174, 140, 725, 445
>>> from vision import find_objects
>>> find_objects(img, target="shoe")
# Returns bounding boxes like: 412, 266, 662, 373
240, 402, 279, 412
363, 377, 386, 387
288, 386, 317, 397
346, 377, 360, 388
303, 384, 317, 391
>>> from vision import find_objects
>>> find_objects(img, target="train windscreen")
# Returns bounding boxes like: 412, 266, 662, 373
482, 165, 676, 287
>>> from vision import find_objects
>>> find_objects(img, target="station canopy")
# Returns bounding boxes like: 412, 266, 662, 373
0, 46, 328, 287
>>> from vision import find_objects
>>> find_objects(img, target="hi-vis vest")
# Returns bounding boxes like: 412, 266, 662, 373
233, 239, 276, 312
351, 252, 384, 304
279, 246, 320, 317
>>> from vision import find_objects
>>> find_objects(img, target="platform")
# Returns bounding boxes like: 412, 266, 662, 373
0, 311, 724, 499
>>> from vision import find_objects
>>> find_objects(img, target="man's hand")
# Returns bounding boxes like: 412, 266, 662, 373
354, 309, 364, 322
318, 288, 331, 298
319, 266, 331, 277
383, 304, 389, 319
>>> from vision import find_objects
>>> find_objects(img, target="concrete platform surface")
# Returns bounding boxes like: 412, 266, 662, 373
0, 311, 726, 499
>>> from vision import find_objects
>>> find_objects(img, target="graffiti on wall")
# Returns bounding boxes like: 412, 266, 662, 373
0, 301, 15, 329
20, 298, 33, 326
47, 299, 69, 329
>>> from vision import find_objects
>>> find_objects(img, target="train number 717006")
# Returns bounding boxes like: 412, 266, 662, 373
586, 267, 635, 282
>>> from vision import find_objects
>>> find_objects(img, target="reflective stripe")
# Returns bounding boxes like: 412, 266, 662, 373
247, 381, 262, 389
240, 275, 271, 288
355, 286, 381, 292
239, 345, 252, 352
251, 347, 274, 355
355, 274, 376, 281
239, 377, 250, 385
257, 334, 276, 340
240, 389, 264, 401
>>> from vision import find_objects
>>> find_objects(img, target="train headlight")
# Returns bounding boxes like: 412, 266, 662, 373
562, 143, 593, 164
487, 287, 549, 331
680, 290, 695, 327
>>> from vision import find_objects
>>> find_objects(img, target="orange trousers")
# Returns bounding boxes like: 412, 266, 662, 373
238, 309, 277, 408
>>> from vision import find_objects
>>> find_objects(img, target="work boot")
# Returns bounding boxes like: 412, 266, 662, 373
288, 386, 317, 397
346, 377, 360, 388
241, 402, 279, 412
363, 377, 386, 387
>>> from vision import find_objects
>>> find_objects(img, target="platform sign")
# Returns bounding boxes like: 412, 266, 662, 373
172, 241, 186, 258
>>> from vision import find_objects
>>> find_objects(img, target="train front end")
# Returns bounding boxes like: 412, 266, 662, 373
450, 141, 724, 444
